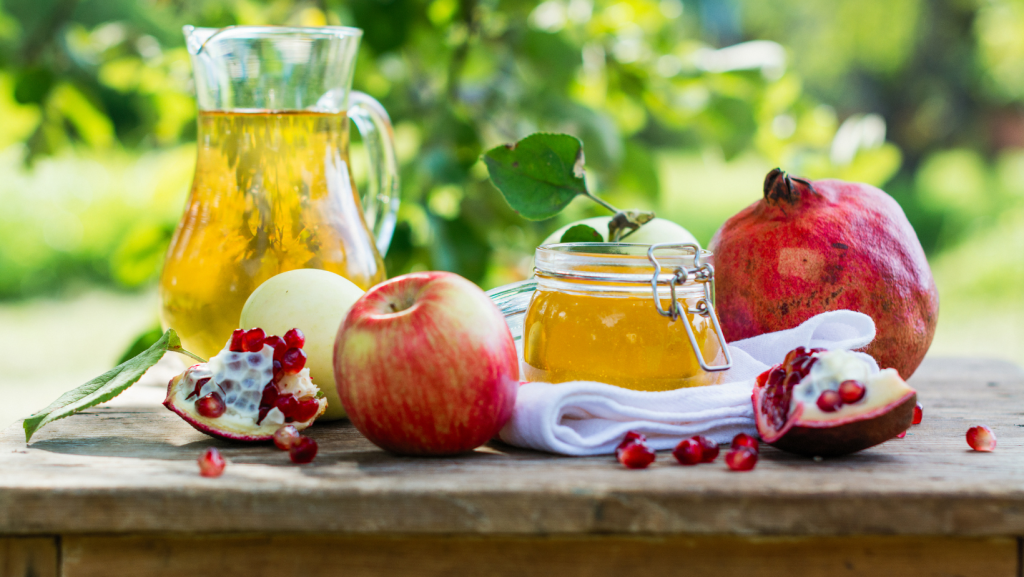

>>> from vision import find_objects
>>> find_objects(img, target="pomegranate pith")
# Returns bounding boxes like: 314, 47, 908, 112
290, 437, 319, 463
966, 426, 996, 452
198, 447, 226, 477
694, 435, 720, 462
708, 169, 939, 379
618, 442, 656, 469
725, 447, 757, 471
672, 438, 703, 465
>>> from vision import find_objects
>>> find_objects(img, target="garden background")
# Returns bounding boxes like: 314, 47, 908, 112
1, 0, 1021, 427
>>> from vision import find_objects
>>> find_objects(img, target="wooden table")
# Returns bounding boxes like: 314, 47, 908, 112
0, 356, 1021, 576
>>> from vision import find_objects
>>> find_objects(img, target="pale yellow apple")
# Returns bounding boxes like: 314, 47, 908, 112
542, 216, 699, 246
240, 269, 365, 421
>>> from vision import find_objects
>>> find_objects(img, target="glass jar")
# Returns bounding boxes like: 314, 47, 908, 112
521, 243, 731, 391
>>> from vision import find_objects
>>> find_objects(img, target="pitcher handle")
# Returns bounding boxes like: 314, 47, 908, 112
348, 91, 400, 255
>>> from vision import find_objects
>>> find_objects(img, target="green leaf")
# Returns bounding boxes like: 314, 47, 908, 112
23, 329, 201, 442
560, 224, 603, 243
483, 133, 589, 220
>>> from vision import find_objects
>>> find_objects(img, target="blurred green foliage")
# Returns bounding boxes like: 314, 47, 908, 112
0, 0, 1021, 325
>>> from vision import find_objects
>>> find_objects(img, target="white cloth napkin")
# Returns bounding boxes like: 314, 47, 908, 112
498, 310, 879, 455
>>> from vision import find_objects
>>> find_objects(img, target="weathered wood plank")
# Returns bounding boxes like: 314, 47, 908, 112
0, 537, 57, 577
60, 534, 1019, 577
0, 356, 1020, 536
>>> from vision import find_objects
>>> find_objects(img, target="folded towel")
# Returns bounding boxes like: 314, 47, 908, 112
497, 310, 879, 455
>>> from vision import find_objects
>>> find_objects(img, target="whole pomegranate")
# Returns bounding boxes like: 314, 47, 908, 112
708, 169, 939, 378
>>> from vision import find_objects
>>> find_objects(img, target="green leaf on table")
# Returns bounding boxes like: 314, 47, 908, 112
483, 133, 588, 220
23, 329, 202, 443
560, 224, 603, 243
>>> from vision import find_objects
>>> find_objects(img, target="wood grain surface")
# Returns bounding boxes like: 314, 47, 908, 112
0, 356, 1021, 537
59, 534, 1020, 577
0, 537, 56, 577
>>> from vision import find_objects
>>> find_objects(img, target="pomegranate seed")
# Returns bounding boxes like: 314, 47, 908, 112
276, 394, 299, 420
838, 380, 866, 403
229, 329, 245, 352
816, 390, 843, 412
694, 435, 720, 462
198, 447, 225, 477
896, 431, 907, 439
617, 442, 656, 469
672, 438, 703, 465
256, 385, 279, 425
783, 347, 806, 368
280, 347, 307, 374
284, 328, 306, 349
187, 376, 211, 400
242, 328, 266, 352
263, 335, 287, 360
195, 392, 226, 418
725, 447, 758, 471
967, 426, 996, 452
273, 425, 302, 450
913, 403, 923, 425
290, 437, 318, 464
616, 431, 646, 460
260, 384, 279, 408
292, 398, 321, 422
731, 433, 759, 453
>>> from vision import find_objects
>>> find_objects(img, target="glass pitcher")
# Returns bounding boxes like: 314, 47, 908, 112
160, 25, 399, 359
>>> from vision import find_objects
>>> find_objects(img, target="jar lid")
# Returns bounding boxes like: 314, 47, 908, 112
534, 242, 714, 285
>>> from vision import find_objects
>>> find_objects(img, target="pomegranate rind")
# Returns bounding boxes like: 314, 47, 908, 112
766, 393, 916, 457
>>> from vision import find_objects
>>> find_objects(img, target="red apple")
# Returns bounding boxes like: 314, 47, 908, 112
334, 271, 519, 455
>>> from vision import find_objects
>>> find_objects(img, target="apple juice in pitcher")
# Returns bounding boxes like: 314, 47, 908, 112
161, 26, 400, 359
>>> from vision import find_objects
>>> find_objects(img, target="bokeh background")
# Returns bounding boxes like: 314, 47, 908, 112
1, 0, 1022, 427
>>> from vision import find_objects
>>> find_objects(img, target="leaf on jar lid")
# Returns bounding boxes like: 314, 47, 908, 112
23, 329, 205, 443
559, 224, 603, 243
483, 133, 589, 221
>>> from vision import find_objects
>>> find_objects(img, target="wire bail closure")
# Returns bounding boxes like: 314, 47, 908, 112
647, 243, 733, 372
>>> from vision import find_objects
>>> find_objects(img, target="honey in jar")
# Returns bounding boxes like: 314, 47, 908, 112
522, 243, 730, 391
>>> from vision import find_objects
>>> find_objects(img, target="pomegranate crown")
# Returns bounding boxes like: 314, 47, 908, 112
763, 168, 818, 206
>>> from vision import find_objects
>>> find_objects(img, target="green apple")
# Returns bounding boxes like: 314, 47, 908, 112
240, 269, 365, 421
542, 216, 699, 246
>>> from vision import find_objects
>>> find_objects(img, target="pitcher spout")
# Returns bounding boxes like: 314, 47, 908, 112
182, 25, 363, 112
